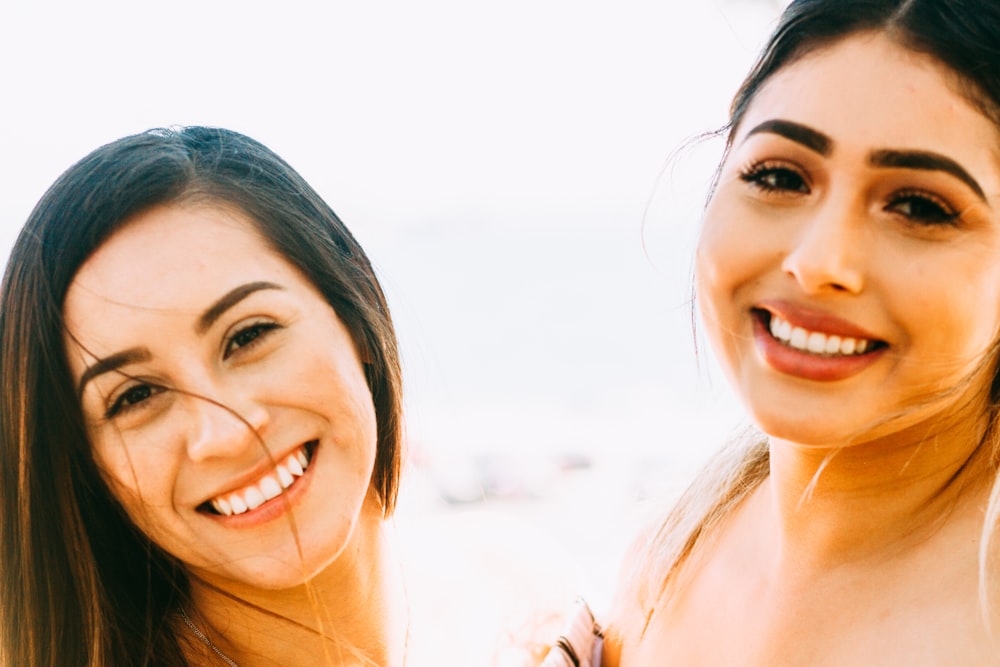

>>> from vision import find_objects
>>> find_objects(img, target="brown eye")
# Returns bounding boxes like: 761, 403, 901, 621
224, 322, 280, 359
105, 383, 163, 418
885, 190, 959, 226
739, 163, 810, 194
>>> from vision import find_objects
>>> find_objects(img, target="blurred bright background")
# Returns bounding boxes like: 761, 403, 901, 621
2, 0, 787, 661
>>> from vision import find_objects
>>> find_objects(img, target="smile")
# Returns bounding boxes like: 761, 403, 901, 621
752, 309, 888, 382
768, 314, 878, 356
204, 442, 316, 516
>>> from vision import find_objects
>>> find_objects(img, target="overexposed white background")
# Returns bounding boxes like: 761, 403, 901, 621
1, 0, 787, 650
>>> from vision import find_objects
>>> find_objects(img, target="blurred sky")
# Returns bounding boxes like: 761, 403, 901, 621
1, 0, 787, 481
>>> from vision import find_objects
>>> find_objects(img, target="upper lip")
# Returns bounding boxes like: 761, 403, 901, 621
756, 299, 884, 341
196, 441, 312, 506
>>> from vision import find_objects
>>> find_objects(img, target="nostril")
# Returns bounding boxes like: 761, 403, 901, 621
185, 402, 264, 462
780, 225, 866, 295
782, 256, 864, 295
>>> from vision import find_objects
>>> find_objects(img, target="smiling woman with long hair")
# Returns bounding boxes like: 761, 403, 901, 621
596, 0, 1000, 664
0, 127, 406, 666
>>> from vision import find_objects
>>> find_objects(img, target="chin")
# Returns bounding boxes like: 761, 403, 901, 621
194, 545, 342, 591
746, 406, 861, 449
189, 518, 360, 592
225, 557, 320, 591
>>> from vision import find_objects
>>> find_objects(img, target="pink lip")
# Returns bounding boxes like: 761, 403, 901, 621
201, 444, 318, 529
752, 311, 887, 382
757, 299, 882, 340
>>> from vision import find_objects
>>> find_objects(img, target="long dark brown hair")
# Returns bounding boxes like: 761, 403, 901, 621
619, 0, 1000, 637
0, 126, 404, 666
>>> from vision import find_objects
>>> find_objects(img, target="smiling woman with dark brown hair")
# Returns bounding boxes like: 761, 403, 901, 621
596, 0, 1000, 665
0, 127, 407, 666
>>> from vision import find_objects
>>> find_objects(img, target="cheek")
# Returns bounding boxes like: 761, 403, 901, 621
93, 453, 200, 565
339, 394, 379, 482
91, 438, 173, 528
890, 247, 1000, 359
92, 438, 142, 496
695, 199, 754, 326
921, 291, 1000, 367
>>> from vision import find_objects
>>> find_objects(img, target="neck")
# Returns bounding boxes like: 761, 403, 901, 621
184, 504, 407, 667
763, 400, 994, 572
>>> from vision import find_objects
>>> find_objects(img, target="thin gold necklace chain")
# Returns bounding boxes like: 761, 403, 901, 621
178, 605, 411, 667
180, 606, 239, 667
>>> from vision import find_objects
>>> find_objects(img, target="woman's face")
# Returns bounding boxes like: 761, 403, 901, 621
697, 33, 1000, 447
63, 203, 380, 589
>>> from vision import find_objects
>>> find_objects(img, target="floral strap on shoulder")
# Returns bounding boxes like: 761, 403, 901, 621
541, 598, 603, 667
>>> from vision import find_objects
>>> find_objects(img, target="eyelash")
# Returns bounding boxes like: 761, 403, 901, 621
739, 160, 810, 194
103, 321, 282, 419
884, 189, 959, 225
105, 382, 164, 419
223, 320, 281, 359
738, 162, 960, 226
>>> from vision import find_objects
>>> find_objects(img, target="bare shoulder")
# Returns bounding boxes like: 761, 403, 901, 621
601, 524, 657, 667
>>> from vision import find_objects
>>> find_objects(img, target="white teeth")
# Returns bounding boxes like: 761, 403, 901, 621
229, 494, 248, 514
276, 464, 294, 488
806, 332, 826, 354
286, 453, 304, 477
790, 327, 808, 349
208, 444, 313, 516
777, 318, 792, 341
767, 314, 876, 357
244, 487, 265, 510
259, 475, 282, 500
212, 497, 233, 516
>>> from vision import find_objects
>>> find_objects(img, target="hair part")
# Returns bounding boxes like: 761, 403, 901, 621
729, 0, 1000, 138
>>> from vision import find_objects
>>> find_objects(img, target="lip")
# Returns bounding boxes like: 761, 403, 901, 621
752, 309, 887, 382
757, 299, 882, 340
199, 441, 318, 529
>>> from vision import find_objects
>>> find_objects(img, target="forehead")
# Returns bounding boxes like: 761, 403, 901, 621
734, 33, 1000, 162
63, 204, 298, 340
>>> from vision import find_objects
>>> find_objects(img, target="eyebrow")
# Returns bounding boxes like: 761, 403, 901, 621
869, 149, 986, 201
77, 348, 151, 398
196, 281, 283, 334
744, 118, 987, 201
76, 281, 284, 398
744, 119, 833, 157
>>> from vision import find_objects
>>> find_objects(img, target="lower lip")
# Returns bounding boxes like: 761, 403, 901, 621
204, 445, 318, 529
753, 316, 886, 382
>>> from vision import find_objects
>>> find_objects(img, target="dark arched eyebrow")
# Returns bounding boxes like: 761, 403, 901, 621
744, 118, 987, 202
195, 281, 283, 334
76, 281, 284, 398
869, 149, 986, 201
77, 348, 150, 399
744, 119, 833, 157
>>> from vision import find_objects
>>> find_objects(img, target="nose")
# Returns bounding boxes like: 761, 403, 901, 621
781, 200, 865, 295
183, 391, 270, 463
